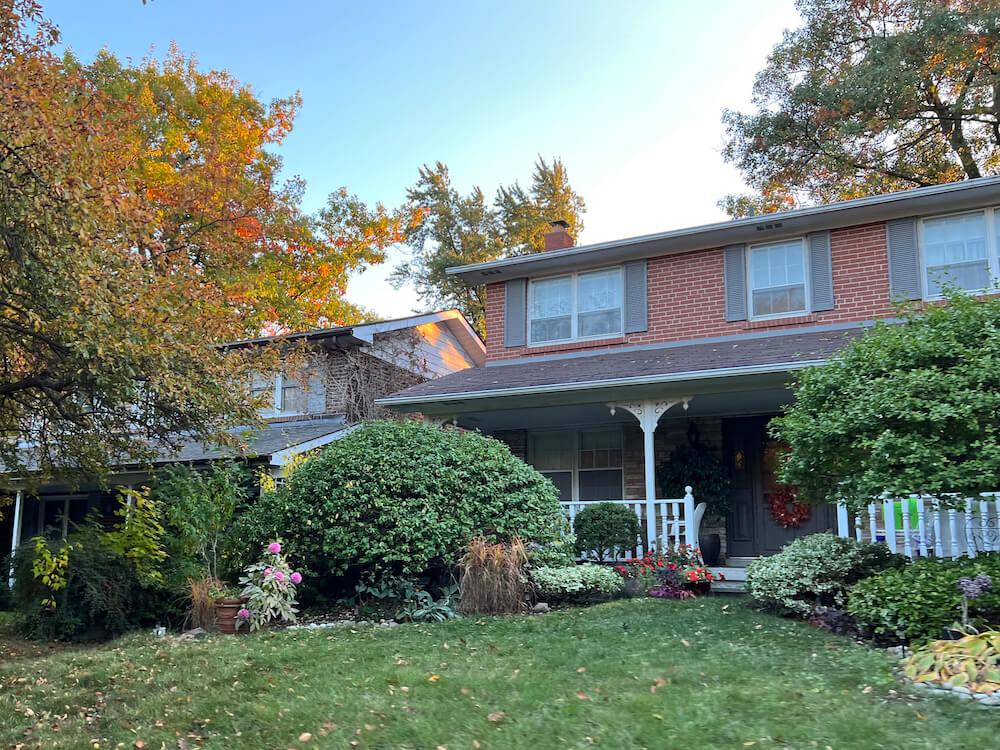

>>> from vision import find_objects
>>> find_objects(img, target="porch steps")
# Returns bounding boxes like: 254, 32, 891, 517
709, 562, 752, 594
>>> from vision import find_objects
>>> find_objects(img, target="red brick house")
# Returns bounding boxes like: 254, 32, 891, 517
379, 177, 1000, 567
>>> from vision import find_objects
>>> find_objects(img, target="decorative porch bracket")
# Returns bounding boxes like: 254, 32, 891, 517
608, 398, 692, 552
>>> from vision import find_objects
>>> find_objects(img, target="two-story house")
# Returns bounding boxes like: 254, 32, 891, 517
4, 310, 485, 565
379, 177, 1000, 564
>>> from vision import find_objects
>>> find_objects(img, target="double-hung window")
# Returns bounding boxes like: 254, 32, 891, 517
528, 429, 624, 502
748, 239, 808, 319
921, 210, 998, 297
528, 268, 623, 345
251, 373, 308, 416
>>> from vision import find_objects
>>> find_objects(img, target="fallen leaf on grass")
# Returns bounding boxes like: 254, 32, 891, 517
487, 711, 505, 722
652, 714, 663, 720
298, 733, 312, 742
680, 639, 690, 647
429, 675, 440, 683
577, 667, 586, 673
575, 692, 588, 699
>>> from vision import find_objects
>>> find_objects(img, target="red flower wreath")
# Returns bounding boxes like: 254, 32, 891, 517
767, 484, 810, 528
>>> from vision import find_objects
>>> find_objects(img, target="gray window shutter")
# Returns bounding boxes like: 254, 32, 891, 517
724, 244, 748, 322
504, 278, 527, 347
807, 230, 835, 311
887, 217, 922, 300
623, 259, 648, 333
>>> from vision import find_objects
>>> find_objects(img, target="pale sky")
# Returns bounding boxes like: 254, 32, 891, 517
46, 0, 802, 320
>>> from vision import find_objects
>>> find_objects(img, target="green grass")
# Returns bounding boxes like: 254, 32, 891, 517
0, 598, 994, 749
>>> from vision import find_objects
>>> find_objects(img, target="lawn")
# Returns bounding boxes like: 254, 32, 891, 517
0, 598, 994, 750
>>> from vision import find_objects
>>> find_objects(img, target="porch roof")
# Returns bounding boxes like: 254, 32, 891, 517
378, 325, 865, 410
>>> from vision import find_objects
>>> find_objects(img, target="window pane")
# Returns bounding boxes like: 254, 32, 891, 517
925, 212, 990, 294
530, 432, 574, 471
280, 379, 308, 414
529, 276, 573, 343
578, 470, 624, 501
577, 269, 622, 313
530, 316, 571, 343
579, 430, 622, 470
542, 472, 572, 503
578, 309, 619, 337
750, 240, 807, 317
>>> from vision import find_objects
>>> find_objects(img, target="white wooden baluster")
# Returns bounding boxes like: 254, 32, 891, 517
947, 506, 959, 559
658, 502, 667, 550
882, 496, 897, 553
633, 503, 644, 558
868, 503, 878, 544
683, 486, 696, 549
981, 499, 991, 553
854, 514, 863, 542
836, 502, 850, 538
964, 497, 976, 558
901, 497, 912, 558
916, 496, 928, 558
932, 500, 945, 557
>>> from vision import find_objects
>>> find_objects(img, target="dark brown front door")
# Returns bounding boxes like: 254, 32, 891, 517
723, 415, 835, 557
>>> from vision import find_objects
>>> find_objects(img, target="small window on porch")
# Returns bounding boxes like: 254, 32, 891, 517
528, 431, 573, 502
528, 429, 623, 503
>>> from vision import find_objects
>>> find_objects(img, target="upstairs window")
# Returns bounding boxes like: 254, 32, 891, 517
921, 211, 995, 297
748, 239, 808, 319
528, 268, 623, 345
251, 373, 309, 416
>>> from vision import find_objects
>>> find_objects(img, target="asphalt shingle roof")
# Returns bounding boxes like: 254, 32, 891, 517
383, 327, 866, 402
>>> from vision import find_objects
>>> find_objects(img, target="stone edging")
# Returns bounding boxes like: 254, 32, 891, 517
897, 670, 1000, 706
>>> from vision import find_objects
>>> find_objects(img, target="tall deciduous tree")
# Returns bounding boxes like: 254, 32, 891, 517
391, 157, 585, 336
0, 1, 408, 479
721, 0, 1000, 217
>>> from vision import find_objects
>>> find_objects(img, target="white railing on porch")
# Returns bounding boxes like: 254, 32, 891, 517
836, 493, 1000, 559
561, 487, 706, 561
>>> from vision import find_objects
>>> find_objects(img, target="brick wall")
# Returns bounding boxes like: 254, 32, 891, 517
491, 429, 527, 461
485, 221, 892, 361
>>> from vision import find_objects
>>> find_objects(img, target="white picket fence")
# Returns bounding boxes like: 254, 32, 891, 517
561, 488, 705, 561
836, 493, 1000, 559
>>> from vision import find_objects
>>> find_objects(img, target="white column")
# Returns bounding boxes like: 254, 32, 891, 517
609, 397, 691, 554
8, 489, 23, 588
836, 502, 850, 538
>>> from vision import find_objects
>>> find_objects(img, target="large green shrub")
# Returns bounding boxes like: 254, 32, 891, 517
656, 441, 731, 515
531, 564, 623, 603
573, 502, 640, 561
11, 526, 172, 641
745, 533, 905, 616
848, 553, 1000, 644
223, 420, 563, 580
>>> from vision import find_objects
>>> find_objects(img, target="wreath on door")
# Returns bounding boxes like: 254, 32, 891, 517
767, 484, 810, 528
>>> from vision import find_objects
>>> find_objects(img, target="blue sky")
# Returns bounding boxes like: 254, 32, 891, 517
46, 0, 801, 319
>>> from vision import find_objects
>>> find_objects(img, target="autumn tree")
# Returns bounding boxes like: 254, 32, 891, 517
0, 1, 409, 479
721, 0, 1000, 217
391, 157, 585, 335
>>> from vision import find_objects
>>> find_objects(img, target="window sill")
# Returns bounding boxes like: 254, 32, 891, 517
744, 313, 816, 330
521, 336, 628, 354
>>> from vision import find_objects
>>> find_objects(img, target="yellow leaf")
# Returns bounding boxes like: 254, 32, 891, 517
429, 674, 440, 683
652, 714, 663, 720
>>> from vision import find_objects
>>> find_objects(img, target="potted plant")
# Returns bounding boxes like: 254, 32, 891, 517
210, 583, 245, 635
655, 434, 731, 565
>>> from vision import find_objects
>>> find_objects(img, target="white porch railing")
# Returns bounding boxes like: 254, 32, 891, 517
836, 493, 1000, 559
562, 487, 706, 561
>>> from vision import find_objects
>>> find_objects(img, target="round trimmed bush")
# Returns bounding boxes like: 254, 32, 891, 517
224, 420, 563, 580
573, 502, 640, 561
744, 532, 905, 616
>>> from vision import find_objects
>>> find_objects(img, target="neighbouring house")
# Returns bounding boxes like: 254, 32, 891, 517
2, 310, 485, 564
378, 177, 1000, 568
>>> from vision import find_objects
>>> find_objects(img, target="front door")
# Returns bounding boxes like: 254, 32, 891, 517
723, 415, 835, 557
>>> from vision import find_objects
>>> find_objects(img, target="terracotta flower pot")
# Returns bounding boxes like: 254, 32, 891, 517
215, 597, 244, 635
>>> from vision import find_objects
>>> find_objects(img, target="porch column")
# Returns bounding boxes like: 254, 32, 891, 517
8, 489, 23, 588
609, 398, 691, 553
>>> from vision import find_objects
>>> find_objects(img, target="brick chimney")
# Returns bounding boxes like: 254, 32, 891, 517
543, 220, 575, 252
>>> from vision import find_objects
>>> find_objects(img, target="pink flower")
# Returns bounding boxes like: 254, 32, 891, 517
237, 608, 250, 621
290, 572, 302, 585
268, 542, 282, 554
264, 567, 273, 578
274, 571, 285, 583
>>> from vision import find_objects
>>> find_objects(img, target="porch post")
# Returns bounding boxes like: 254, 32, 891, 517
609, 397, 692, 554
8, 489, 23, 588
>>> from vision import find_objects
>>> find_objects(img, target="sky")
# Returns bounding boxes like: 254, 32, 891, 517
44, 0, 802, 320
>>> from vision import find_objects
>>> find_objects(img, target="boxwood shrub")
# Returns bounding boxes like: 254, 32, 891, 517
531, 563, 623, 603
573, 502, 640, 561
848, 552, 1000, 644
745, 533, 905, 616
224, 420, 563, 581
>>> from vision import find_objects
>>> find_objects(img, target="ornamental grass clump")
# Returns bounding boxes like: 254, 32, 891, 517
237, 542, 302, 631
458, 536, 528, 615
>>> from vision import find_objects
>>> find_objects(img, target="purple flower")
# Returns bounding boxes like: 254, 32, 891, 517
958, 574, 993, 599
237, 608, 250, 621
274, 570, 285, 583
290, 572, 302, 585
268, 542, 282, 554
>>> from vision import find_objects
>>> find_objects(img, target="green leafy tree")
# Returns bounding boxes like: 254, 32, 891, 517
391, 157, 585, 336
722, 0, 1000, 217
772, 291, 1000, 512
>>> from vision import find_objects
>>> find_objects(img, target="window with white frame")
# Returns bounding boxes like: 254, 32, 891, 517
528, 268, 623, 345
921, 210, 996, 297
748, 239, 808, 319
528, 429, 624, 502
251, 373, 308, 416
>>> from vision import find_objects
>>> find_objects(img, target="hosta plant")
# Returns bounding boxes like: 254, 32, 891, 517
237, 542, 302, 631
902, 631, 1000, 695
